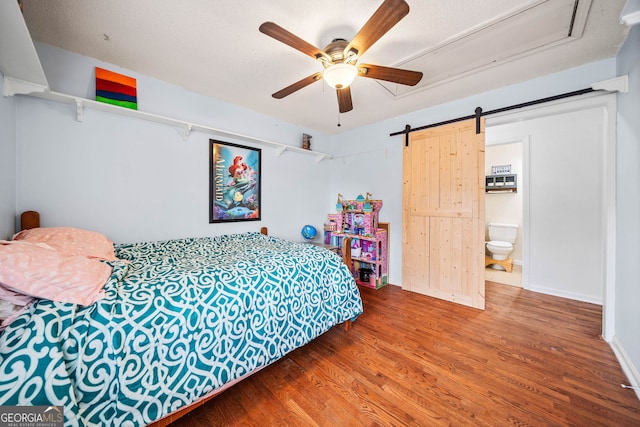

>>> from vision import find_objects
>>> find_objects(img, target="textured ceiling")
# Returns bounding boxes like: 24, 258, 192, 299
20, 0, 629, 134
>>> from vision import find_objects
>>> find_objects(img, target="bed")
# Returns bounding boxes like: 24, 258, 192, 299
0, 212, 362, 426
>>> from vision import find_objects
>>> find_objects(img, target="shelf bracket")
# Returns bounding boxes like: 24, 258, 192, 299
75, 98, 84, 122
183, 123, 192, 141
275, 146, 287, 157
2, 77, 48, 97
315, 153, 327, 163
591, 75, 629, 94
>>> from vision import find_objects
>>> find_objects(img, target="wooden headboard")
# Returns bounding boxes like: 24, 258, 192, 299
19, 212, 267, 237
20, 211, 40, 231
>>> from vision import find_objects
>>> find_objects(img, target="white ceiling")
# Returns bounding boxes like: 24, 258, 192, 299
20, 0, 629, 134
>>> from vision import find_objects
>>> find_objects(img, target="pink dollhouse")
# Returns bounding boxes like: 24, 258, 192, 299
324, 193, 388, 289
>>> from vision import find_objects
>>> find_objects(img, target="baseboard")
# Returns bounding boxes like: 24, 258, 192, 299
610, 336, 640, 400
526, 284, 602, 305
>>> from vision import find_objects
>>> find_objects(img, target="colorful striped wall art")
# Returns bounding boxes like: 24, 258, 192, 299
95, 67, 138, 110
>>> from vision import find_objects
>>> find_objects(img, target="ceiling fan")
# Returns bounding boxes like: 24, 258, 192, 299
259, 0, 423, 114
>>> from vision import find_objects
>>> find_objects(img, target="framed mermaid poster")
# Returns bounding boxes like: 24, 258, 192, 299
209, 139, 261, 223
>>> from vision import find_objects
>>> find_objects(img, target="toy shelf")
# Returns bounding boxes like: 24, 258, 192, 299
324, 195, 388, 289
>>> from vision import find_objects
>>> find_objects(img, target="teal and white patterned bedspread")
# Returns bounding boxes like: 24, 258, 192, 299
0, 232, 362, 426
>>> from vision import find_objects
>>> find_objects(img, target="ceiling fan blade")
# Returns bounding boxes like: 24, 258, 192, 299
259, 22, 330, 61
345, 0, 410, 58
272, 72, 323, 99
337, 87, 353, 113
358, 64, 423, 86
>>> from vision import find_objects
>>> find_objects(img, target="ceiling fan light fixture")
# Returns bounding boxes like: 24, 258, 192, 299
323, 63, 358, 89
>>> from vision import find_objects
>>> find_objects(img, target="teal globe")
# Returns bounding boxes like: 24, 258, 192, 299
301, 225, 317, 240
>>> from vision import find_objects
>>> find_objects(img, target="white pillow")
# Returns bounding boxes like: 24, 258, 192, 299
0, 283, 35, 330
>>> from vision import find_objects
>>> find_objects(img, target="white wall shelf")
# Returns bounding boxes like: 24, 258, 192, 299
2, 0, 330, 163
485, 173, 517, 192
7, 81, 332, 163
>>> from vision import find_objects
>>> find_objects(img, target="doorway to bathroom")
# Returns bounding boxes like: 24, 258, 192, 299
483, 93, 616, 341
484, 139, 525, 287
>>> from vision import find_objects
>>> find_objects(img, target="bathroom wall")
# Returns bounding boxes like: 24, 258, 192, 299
484, 142, 523, 262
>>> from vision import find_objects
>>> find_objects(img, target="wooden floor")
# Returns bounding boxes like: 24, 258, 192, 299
170, 282, 640, 427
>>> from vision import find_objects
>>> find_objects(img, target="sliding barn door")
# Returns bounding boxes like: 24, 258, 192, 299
402, 118, 485, 309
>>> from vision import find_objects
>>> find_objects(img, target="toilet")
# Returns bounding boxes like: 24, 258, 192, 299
485, 223, 518, 272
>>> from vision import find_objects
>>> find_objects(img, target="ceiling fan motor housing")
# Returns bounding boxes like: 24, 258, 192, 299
323, 38, 356, 66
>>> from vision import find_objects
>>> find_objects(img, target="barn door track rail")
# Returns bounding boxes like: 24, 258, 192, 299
391, 76, 628, 146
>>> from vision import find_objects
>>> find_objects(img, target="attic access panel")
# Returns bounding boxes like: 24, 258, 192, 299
378, 0, 591, 97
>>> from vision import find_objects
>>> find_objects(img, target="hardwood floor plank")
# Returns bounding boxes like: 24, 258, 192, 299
170, 282, 640, 426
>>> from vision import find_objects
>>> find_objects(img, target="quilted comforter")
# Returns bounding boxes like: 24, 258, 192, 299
0, 232, 362, 426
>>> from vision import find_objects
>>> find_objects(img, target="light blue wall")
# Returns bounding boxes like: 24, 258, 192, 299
616, 24, 640, 389
11, 43, 621, 266
0, 69, 17, 240
15, 44, 332, 244
329, 58, 617, 285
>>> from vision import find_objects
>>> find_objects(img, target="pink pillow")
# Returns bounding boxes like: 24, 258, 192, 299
13, 227, 117, 261
0, 240, 112, 306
